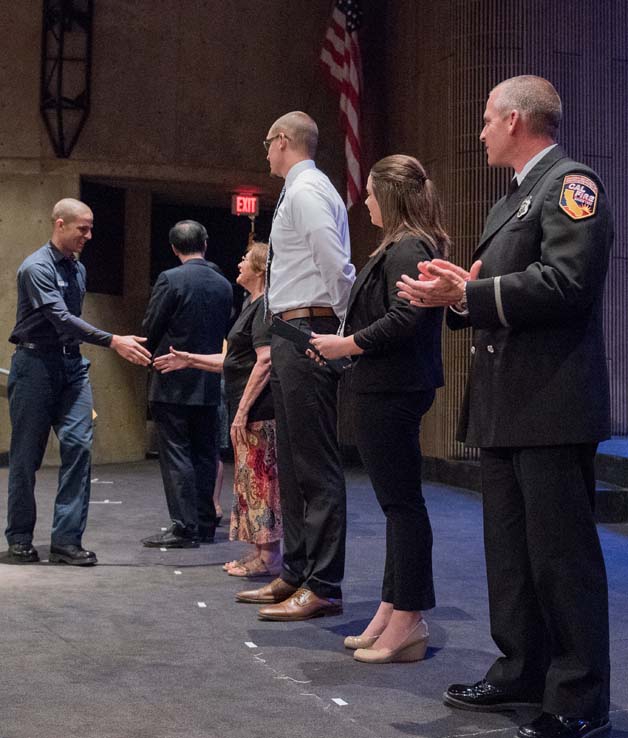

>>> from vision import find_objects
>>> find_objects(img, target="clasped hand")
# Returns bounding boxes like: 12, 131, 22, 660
396, 259, 482, 307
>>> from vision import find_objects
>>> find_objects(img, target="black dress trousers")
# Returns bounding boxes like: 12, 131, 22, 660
353, 389, 436, 612
481, 444, 610, 718
150, 402, 218, 535
269, 315, 346, 600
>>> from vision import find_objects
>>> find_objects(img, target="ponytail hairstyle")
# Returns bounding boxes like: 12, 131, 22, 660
369, 154, 451, 259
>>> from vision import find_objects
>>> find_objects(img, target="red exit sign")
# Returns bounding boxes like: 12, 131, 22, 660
231, 194, 259, 216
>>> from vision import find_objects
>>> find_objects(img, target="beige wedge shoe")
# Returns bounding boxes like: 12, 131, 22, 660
353, 619, 429, 663
343, 633, 381, 650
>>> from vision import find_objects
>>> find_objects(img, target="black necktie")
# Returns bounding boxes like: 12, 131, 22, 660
507, 177, 519, 197
264, 186, 286, 317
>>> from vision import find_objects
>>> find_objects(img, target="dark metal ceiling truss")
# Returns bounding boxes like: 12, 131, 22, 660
40, 0, 94, 158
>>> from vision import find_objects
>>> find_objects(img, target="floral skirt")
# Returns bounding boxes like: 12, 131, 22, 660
229, 419, 282, 544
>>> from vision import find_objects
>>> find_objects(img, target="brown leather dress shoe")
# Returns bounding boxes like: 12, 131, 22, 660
235, 577, 297, 604
258, 587, 343, 621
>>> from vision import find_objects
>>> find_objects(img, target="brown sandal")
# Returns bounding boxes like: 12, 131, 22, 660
227, 557, 282, 578
222, 550, 258, 572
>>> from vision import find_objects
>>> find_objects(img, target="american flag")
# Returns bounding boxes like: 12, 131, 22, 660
320, 0, 363, 209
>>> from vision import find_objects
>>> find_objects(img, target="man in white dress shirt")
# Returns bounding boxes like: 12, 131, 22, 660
236, 111, 356, 620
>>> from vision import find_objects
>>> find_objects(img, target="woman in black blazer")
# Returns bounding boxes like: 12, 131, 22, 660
311, 155, 450, 663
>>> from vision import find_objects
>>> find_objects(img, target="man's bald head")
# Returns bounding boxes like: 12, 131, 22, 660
50, 198, 93, 257
51, 198, 93, 224
269, 111, 318, 158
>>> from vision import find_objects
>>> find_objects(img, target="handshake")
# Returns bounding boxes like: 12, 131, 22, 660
109, 334, 152, 366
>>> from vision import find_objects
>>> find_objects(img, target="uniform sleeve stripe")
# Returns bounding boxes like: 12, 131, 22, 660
494, 276, 510, 327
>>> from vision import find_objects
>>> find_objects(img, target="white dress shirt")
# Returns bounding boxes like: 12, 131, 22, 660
514, 143, 557, 185
268, 159, 355, 319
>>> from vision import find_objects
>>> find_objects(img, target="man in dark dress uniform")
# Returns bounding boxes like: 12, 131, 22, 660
6, 197, 152, 566
140, 220, 232, 548
398, 76, 612, 738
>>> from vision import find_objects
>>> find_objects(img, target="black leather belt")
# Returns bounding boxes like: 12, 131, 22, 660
18, 342, 81, 356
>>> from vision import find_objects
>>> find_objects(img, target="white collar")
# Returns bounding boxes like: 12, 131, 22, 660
284, 159, 316, 189
515, 144, 557, 185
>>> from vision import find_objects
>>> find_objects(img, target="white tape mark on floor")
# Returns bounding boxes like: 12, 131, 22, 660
160, 548, 167, 552
332, 698, 348, 706
244, 641, 257, 648
90, 500, 122, 504
174, 570, 182, 575
449, 729, 514, 738
161, 527, 167, 531
92, 480, 114, 484
275, 676, 312, 684
197, 602, 207, 608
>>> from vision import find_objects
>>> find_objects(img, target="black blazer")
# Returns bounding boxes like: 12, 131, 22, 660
142, 258, 233, 406
345, 235, 444, 393
448, 146, 613, 447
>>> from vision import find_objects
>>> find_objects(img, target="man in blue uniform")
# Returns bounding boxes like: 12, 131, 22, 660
398, 76, 612, 738
6, 197, 152, 566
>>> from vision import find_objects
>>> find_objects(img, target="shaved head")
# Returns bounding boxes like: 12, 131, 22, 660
50, 197, 93, 257
51, 198, 92, 224
270, 111, 318, 158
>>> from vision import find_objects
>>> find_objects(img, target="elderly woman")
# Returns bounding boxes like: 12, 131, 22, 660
310, 155, 449, 663
154, 241, 282, 577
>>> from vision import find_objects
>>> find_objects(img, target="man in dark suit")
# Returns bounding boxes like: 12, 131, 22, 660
140, 220, 232, 547
398, 76, 612, 738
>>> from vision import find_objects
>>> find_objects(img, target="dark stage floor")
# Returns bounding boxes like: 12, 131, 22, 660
1, 461, 627, 738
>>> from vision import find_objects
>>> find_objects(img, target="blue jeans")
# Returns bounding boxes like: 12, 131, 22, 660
5, 347, 93, 546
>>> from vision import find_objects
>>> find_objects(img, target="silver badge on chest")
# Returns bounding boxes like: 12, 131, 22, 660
517, 196, 532, 219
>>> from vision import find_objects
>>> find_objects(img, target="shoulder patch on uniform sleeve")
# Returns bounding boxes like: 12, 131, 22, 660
559, 174, 598, 220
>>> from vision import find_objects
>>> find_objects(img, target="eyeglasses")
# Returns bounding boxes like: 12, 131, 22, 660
263, 133, 290, 151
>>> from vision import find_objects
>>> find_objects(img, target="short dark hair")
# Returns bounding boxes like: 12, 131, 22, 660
169, 220, 208, 254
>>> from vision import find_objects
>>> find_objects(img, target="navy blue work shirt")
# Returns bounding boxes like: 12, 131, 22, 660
9, 241, 112, 348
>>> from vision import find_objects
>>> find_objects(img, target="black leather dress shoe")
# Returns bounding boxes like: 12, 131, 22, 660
141, 526, 199, 548
197, 526, 215, 544
517, 713, 610, 738
8, 543, 40, 563
49, 544, 98, 566
444, 679, 542, 711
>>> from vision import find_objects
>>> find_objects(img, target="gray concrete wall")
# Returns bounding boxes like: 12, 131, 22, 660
0, 0, 354, 463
